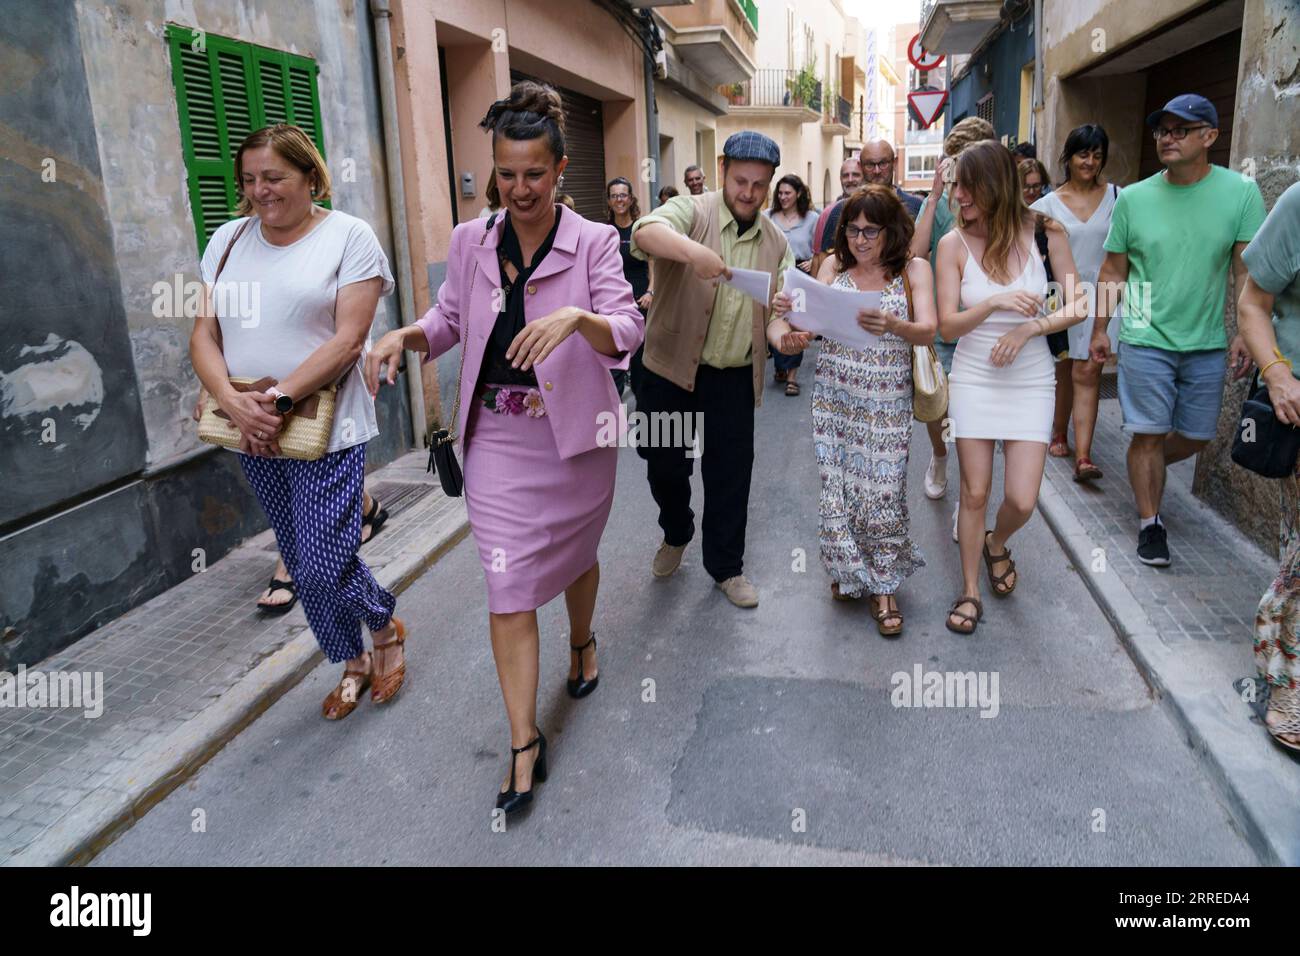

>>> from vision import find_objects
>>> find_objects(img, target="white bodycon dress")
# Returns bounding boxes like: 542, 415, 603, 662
947, 231, 1053, 443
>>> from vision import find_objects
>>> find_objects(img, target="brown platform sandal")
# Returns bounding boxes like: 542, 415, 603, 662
983, 531, 1017, 597
370, 617, 408, 705
945, 596, 983, 635
870, 594, 903, 637
322, 653, 372, 720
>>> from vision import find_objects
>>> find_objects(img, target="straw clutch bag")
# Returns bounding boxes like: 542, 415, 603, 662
198, 376, 337, 460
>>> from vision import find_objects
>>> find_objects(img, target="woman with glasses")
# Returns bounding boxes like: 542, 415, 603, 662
768, 185, 938, 636
765, 173, 819, 395
607, 177, 654, 397
1030, 124, 1121, 482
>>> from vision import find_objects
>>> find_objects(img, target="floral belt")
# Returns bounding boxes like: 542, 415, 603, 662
479, 384, 547, 418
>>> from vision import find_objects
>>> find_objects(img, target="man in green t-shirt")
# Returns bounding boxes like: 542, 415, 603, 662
1092, 94, 1266, 567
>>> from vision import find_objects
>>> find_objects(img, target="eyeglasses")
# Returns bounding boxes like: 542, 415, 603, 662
860, 160, 893, 171
1152, 124, 1209, 141
1023, 183, 1044, 196
844, 225, 883, 240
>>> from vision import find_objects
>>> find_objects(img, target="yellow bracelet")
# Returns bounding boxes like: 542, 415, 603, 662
1260, 358, 1289, 378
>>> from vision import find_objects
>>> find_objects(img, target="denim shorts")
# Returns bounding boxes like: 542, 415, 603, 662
934, 340, 957, 376
1116, 343, 1226, 441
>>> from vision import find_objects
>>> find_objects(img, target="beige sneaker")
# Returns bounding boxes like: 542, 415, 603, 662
716, 575, 759, 608
652, 541, 688, 578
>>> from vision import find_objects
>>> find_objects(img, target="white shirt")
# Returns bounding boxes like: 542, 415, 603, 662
201, 210, 395, 453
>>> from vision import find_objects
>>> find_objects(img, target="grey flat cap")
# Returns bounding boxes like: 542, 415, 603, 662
722, 130, 780, 167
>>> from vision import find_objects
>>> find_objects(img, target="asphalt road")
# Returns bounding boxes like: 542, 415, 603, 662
95, 362, 1255, 866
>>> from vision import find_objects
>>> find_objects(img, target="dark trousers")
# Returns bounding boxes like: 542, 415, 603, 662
637, 364, 755, 582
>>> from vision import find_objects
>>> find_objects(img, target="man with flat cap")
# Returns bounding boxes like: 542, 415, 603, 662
1092, 93, 1265, 568
630, 131, 794, 608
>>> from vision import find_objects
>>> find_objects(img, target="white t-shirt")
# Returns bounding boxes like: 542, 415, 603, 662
201, 210, 395, 453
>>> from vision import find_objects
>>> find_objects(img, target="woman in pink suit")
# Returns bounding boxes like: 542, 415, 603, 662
367, 82, 643, 817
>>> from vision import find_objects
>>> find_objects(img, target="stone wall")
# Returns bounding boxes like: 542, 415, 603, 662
1192, 0, 1300, 557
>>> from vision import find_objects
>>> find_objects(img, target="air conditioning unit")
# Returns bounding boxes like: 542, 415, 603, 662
654, 49, 668, 79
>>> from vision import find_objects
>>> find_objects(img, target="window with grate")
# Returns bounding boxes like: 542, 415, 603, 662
976, 92, 994, 126
166, 24, 327, 255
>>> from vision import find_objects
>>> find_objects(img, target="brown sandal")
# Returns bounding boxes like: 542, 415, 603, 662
983, 532, 1017, 597
370, 617, 408, 704
785, 380, 801, 396
945, 596, 983, 635
870, 594, 903, 637
322, 653, 372, 720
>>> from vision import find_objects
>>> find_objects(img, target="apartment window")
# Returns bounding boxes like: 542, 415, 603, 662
976, 92, 994, 126
165, 24, 327, 254
906, 149, 940, 178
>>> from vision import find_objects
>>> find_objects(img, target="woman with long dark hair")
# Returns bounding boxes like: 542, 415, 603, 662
1030, 124, 1121, 483
768, 185, 937, 635
367, 82, 643, 816
607, 177, 653, 396
935, 141, 1086, 635
765, 173, 819, 395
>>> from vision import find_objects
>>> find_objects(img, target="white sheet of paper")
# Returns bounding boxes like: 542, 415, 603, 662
780, 267, 881, 350
722, 267, 772, 304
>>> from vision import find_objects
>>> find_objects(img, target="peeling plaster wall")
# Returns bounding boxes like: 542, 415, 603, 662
1193, 0, 1300, 555
0, 0, 412, 667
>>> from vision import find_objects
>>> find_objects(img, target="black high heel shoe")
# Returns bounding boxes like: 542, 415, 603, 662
567, 633, 599, 699
495, 730, 547, 815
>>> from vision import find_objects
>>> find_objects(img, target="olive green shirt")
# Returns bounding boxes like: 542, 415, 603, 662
631, 194, 795, 369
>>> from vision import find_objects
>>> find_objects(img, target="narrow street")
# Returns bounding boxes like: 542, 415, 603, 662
94, 372, 1254, 866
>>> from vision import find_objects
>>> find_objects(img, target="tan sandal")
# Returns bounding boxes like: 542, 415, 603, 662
371, 617, 408, 705
1265, 686, 1300, 754
983, 532, 1017, 597
870, 594, 903, 637
945, 596, 983, 635
322, 653, 372, 720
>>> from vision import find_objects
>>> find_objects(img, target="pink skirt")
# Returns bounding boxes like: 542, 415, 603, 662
462, 390, 617, 613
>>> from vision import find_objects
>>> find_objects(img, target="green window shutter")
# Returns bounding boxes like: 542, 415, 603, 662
167, 24, 328, 255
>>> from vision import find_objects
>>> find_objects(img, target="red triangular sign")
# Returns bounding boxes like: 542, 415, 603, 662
908, 89, 948, 129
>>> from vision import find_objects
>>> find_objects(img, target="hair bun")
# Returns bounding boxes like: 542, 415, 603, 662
506, 81, 565, 135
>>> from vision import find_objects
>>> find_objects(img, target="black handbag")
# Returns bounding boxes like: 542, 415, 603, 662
426, 214, 498, 496
1232, 373, 1300, 478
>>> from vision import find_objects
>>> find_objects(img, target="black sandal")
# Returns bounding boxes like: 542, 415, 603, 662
361, 496, 388, 545
256, 577, 297, 616
945, 596, 983, 635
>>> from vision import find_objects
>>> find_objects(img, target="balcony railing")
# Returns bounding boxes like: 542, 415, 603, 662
834, 96, 851, 128
719, 69, 822, 112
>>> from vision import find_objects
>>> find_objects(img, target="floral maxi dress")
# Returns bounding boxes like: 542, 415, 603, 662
811, 271, 925, 597
1254, 465, 1300, 738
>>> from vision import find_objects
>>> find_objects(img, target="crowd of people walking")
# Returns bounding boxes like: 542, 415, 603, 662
191, 77, 1298, 819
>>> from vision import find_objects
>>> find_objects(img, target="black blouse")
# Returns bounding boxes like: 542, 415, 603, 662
615, 222, 650, 301
477, 209, 562, 388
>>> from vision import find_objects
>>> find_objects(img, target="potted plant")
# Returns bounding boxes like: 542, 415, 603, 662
786, 62, 818, 109
725, 82, 745, 105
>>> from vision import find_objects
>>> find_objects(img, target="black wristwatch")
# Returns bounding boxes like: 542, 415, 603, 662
269, 387, 294, 415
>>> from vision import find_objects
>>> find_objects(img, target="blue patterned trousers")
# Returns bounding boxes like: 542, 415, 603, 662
239, 444, 396, 663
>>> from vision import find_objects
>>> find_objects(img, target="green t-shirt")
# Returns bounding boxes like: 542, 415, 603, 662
1103, 165, 1265, 352
1241, 180, 1300, 368
918, 189, 956, 344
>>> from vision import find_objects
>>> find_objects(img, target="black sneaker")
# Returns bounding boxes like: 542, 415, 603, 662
1137, 523, 1171, 566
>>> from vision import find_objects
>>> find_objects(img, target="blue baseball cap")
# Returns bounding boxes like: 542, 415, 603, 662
1146, 93, 1218, 130
722, 131, 780, 167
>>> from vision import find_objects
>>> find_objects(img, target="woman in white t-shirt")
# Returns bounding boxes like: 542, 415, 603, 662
1031, 124, 1121, 483
190, 124, 406, 721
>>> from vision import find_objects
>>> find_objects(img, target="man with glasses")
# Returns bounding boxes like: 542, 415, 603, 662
1091, 93, 1266, 567
812, 144, 919, 267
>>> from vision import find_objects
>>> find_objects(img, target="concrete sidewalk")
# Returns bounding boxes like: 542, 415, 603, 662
1036, 392, 1300, 866
0, 449, 466, 866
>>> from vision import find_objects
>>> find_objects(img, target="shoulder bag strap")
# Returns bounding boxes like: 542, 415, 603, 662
902, 264, 914, 320
213, 218, 252, 283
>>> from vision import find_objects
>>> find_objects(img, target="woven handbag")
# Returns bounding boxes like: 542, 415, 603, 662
903, 269, 948, 422
196, 219, 339, 461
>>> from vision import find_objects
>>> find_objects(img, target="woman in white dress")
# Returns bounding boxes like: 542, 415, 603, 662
1031, 124, 1121, 483
935, 141, 1087, 634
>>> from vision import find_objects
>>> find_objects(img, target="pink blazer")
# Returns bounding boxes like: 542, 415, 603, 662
417, 206, 644, 460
